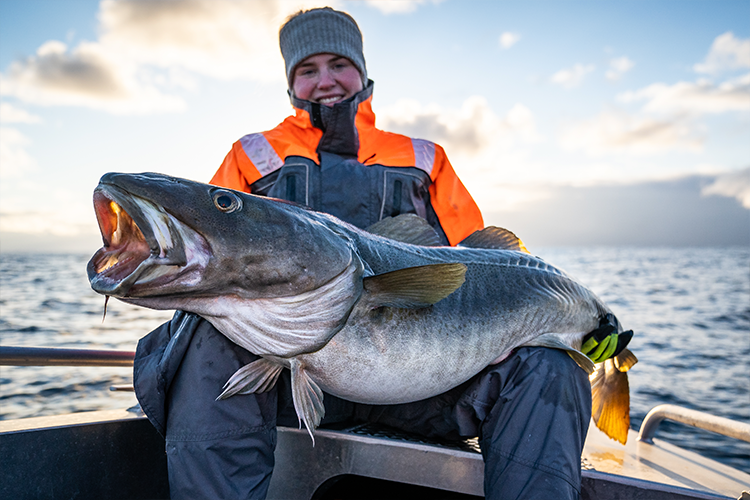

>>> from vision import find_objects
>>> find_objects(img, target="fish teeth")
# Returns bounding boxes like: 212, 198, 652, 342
97, 254, 119, 273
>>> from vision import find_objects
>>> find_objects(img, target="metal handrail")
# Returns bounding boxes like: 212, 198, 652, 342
0, 346, 135, 367
638, 404, 750, 444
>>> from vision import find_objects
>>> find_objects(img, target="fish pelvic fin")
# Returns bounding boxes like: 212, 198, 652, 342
291, 358, 325, 446
590, 355, 631, 445
361, 263, 467, 309
216, 358, 284, 400
522, 333, 596, 374
366, 214, 442, 247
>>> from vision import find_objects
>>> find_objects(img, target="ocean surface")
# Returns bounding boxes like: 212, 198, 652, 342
1, 248, 748, 473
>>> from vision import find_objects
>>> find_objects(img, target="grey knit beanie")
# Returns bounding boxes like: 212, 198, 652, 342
280, 7, 367, 89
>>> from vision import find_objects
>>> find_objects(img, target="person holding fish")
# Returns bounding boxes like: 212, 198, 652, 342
132, 7, 628, 500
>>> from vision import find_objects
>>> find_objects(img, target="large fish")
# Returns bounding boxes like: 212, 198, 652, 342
87, 172, 636, 444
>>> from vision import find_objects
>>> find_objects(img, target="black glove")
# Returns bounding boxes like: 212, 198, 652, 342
581, 314, 633, 363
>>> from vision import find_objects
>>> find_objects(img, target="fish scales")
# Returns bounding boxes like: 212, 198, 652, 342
294, 247, 603, 404
87, 172, 636, 444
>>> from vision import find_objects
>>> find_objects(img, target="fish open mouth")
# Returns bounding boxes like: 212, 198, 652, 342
87, 186, 207, 297
90, 191, 151, 285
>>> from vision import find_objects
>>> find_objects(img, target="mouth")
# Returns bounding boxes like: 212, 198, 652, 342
89, 190, 152, 288
317, 95, 344, 106
87, 186, 207, 297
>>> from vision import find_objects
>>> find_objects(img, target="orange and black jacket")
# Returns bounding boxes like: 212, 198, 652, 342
211, 82, 483, 245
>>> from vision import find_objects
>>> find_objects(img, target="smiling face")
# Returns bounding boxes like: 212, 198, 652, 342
291, 53, 364, 106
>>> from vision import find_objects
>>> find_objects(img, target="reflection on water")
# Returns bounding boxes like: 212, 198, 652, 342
0, 254, 173, 419
1, 248, 748, 472
540, 246, 749, 473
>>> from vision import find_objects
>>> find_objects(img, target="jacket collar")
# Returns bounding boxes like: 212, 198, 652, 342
290, 80, 374, 157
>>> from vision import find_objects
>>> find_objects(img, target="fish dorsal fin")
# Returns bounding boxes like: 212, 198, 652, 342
362, 263, 467, 309
458, 226, 530, 253
366, 214, 443, 247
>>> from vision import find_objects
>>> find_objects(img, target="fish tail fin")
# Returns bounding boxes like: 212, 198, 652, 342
590, 348, 638, 444
290, 358, 325, 446
216, 358, 284, 400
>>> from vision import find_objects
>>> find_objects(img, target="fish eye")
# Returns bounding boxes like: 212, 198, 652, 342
212, 190, 242, 213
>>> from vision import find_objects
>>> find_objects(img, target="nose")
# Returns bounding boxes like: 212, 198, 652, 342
317, 68, 335, 88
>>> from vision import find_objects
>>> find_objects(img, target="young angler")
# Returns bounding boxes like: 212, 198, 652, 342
134, 7, 624, 499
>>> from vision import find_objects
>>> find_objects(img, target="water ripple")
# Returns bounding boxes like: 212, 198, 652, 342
1, 248, 748, 473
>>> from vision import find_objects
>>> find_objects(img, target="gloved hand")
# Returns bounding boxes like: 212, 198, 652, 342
582, 314, 633, 363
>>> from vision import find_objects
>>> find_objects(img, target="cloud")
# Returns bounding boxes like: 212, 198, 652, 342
376, 97, 547, 212
0, 0, 322, 114
484, 176, 750, 247
364, 0, 442, 14
0, 38, 186, 114
96, 0, 311, 80
694, 32, 750, 74
499, 32, 520, 49
558, 109, 703, 155
0, 127, 36, 179
702, 166, 750, 208
551, 63, 595, 88
0, 102, 43, 124
605, 56, 634, 81
377, 96, 540, 157
617, 73, 750, 115
0, 211, 98, 237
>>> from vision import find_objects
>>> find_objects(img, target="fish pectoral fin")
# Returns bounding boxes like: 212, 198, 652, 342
362, 263, 467, 309
590, 358, 630, 445
216, 358, 284, 400
366, 214, 442, 247
291, 358, 325, 445
522, 333, 596, 374
458, 226, 530, 254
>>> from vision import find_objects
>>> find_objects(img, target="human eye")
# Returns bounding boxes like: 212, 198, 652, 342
331, 59, 351, 71
296, 67, 315, 78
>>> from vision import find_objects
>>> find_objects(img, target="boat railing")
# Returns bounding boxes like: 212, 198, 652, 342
4, 346, 750, 445
638, 403, 750, 445
0, 345, 134, 367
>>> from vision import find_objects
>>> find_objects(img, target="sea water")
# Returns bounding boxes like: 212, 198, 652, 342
0, 248, 748, 473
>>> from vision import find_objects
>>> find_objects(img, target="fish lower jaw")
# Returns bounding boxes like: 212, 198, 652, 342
90, 253, 193, 297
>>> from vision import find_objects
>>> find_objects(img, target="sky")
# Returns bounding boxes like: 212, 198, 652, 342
0, 0, 748, 252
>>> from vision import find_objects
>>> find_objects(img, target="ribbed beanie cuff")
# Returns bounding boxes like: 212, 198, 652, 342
280, 7, 367, 89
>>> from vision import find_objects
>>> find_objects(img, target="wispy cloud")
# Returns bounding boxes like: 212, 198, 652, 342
617, 73, 750, 115
605, 56, 634, 81
0, 39, 186, 114
0, 102, 42, 124
694, 32, 750, 74
0, 0, 323, 114
0, 127, 36, 179
95, 0, 305, 80
364, 0, 442, 14
702, 166, 750, 208
377, 97, 545, 210
551, 63, 595, 88
378, 96, 540, 157
499, 32, 520, 49
0, 210, 98, 237
558, 110, 703, 155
